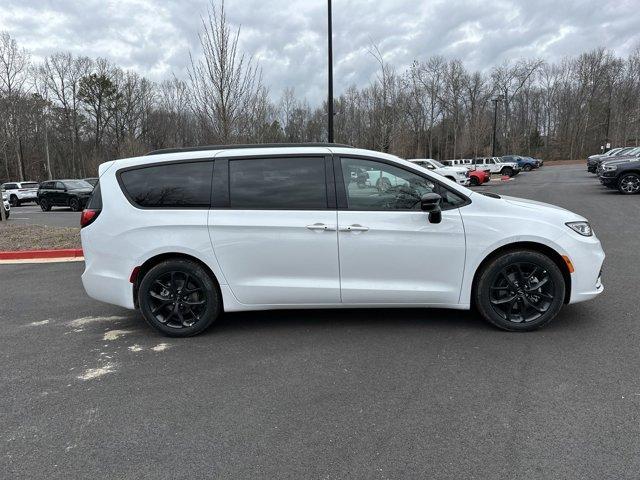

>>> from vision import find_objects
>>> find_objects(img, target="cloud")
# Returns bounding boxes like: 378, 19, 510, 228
1, 0, 639, 104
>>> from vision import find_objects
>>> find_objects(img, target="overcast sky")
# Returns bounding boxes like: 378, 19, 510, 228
1, 0, 639, 104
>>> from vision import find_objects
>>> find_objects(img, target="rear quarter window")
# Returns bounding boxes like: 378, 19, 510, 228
119, 161, 213, 208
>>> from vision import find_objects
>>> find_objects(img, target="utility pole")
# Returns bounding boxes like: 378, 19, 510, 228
327, 0, 334, 143
491, 95, 504, 157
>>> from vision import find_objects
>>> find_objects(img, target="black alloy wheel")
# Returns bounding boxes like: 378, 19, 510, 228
69, 197, 81, 211
618, 173, 640, 195
9, 195, 19, 207
475, 250, 565, 331
489, 262, 555, 324
501, 167, 514, 177
40, 199, 51, 211
138, 259, 220, 337
470, 176, 480, 186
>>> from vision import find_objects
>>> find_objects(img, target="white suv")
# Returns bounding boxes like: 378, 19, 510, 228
473, 157, 520, 176
407, 159, 470, 185
1, 181, 39, 206
81, 144, 605, 336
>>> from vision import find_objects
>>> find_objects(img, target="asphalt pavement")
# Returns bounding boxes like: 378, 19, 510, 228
2, 164, 639, 479
7, 204, 81, 228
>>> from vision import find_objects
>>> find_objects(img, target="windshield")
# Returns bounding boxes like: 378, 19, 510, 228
430, 160, 445, 168
64, 180, 92, 189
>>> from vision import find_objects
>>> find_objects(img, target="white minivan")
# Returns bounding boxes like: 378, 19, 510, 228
81, 144, 604, 337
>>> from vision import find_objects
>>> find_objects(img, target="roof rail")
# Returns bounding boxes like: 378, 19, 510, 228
145, 142, 354, 156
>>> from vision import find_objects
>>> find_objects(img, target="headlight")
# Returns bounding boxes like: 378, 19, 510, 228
566, 221, 593, 237
602, 165, 617, 171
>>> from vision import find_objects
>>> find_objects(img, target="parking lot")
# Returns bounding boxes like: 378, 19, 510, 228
2, 164, 639, 479
6, 204, 80, 228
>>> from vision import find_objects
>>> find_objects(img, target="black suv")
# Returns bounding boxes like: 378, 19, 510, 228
37, 180, 94, 211
598, 157, 640, 194
588, 147, 639, 173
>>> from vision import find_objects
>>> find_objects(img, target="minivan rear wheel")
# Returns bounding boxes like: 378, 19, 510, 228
138, 259, 221, 337
474, 250, 565, 331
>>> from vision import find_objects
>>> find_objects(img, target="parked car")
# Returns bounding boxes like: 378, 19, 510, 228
467, 168, 490, 186
1, 190, 10, 220
502, 155, 538, 171
587, 147, 635, 173
83, 177, 99, 187
598, 156, 640, 194
473, 157, 521, 176
37, 179, 94, 211
80, 143, 604, 337
407, 158, 470, 185
1, 181, 39, 206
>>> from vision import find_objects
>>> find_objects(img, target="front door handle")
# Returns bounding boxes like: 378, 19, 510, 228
306, 223, 336, 231
339, 224, 369, 232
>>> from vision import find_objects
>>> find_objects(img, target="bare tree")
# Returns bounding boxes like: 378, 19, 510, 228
187, 0, 262, 143
0, 32, 30, 180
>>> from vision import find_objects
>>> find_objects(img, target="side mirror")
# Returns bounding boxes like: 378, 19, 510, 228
420, 193, 442, 224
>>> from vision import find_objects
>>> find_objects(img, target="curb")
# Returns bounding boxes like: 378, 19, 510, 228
0, 248, 84, 260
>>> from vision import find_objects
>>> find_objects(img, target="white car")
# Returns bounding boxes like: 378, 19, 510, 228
81, 144, 605, 337
407, 159, 470, 185
1, 181, 39, 206
473, 157, 520, 176
1, 190, 10, 220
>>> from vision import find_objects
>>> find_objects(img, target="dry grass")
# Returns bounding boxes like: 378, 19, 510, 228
543, 159, 585, 166
0, 224, 81, 251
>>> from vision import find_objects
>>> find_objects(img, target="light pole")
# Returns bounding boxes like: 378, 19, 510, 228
327, 0, 334, 143
491, 95, 504, 157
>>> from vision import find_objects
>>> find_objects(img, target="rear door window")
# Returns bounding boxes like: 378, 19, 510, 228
228, 157, 327, 209
119, 161, 213, 208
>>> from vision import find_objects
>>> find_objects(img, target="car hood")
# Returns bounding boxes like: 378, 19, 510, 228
440, 166, 468, 174
601, 157, 640, 166
499, 194, 586, 222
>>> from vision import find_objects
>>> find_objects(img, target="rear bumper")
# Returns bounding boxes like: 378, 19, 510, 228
16, 192, 37, 201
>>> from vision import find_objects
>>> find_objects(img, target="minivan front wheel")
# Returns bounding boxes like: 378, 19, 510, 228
138, 259, 221, 337
474, 250, 565, 331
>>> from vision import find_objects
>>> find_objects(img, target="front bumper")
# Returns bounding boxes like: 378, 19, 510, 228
598, 174, 617, 188
556, 232, 605, 304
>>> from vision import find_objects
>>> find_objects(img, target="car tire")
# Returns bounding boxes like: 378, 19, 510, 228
9, 195, 19, 207
474, 250, 565, 332
617, 173, 640, 195
469, 176, 480, 186
40, 199, 51, 211
138, 259, 221, 337
523, 164, 532, 172
501, 167, 514, 177
69, 197, 81, 212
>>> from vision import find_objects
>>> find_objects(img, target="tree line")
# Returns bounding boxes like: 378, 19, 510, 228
1, 2, 639, 182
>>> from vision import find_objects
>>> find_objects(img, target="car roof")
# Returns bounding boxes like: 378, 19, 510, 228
104, 144, 404, 172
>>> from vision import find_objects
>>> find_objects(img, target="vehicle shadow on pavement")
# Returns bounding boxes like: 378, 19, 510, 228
209, 308, 491, 336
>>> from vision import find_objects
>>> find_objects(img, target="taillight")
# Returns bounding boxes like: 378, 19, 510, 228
80, 209, 100, 228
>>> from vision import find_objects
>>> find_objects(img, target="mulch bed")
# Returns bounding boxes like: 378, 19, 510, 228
0, 224, 81, 251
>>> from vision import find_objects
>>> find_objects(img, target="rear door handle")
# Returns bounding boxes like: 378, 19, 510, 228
306, 223, 336, 231
339, 224, 369, 232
